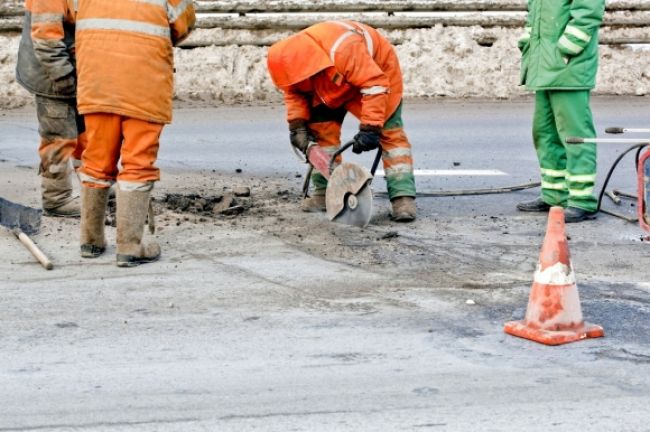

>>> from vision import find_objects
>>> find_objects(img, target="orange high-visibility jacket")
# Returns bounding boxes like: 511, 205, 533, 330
76, 0, 195, 124
267, 21, 403, 128
16, 0, 77, 98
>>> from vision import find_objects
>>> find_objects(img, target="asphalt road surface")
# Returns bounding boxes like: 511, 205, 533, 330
0, 98, 649, 432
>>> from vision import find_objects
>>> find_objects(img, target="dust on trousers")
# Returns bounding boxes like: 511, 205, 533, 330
36, 95, 85, 176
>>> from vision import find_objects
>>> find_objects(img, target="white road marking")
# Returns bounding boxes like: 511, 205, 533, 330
375, 169, 508, 176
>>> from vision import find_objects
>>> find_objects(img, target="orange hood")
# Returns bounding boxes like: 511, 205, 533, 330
267, 32, 333, 88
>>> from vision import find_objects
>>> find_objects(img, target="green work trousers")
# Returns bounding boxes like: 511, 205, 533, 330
533, 90, 598, 212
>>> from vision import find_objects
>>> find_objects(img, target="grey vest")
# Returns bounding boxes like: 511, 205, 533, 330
15, 11, 76, 99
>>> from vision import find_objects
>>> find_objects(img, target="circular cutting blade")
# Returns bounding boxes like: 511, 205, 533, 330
330, 183, 373, 228
326, 162, 374, 224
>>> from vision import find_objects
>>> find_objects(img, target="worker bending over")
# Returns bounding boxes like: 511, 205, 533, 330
76, 0, 195, 266
267, 21, 417, 222
517, 0, 605, 222
16, 0, 85, 217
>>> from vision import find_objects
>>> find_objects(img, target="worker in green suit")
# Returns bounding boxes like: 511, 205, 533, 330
517, 0, 605, 222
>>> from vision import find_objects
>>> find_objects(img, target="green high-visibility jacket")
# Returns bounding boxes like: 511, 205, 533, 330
519, 0, 605, 90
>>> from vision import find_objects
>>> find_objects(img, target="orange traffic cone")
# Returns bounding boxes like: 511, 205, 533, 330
504, 206, 604, 345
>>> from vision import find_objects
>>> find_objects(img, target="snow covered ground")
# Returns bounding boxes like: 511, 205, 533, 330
1, 25, 649, 110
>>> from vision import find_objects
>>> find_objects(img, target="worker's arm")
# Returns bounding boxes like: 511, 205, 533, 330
283, 88, 313, 153
283, 88, 311, 123
167, 0, 196, 46
30, 0, 75, 93
334, 38, 390, 129
518, 0, 534, 51
557, 0, 605, 57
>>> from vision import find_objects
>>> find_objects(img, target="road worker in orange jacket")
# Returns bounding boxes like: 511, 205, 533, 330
267, 20, 416, 221
16, 0, 85, 217
76, 0, 195, 267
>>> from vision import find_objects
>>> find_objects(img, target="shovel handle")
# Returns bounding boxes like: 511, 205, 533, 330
13, 228, 53, 270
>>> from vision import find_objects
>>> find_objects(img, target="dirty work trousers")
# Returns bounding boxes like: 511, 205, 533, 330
35, 95, 86, 174
533, 90, 598, 212
79, 113, 163, 191
35, 95, 86, 208
308, 102, 416, 200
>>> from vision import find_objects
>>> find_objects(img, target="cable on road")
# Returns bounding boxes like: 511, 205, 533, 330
376, 181, 541, 198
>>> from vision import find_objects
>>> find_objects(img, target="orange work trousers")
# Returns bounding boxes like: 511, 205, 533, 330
80, 113, 163, 189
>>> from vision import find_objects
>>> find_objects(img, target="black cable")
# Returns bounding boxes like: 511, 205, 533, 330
596, 143, 649, 211
376, 181, 541, 198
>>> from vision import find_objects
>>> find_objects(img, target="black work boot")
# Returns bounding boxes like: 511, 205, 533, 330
564, 207, 598, 223
516, 197, 551, 212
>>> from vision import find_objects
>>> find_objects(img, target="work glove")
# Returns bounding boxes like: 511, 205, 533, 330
288, 119, 316, 154
352, 124, 382, 154
52, 73, 76, 96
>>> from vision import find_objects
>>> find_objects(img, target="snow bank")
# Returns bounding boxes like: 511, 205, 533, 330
2, 26, 650, 110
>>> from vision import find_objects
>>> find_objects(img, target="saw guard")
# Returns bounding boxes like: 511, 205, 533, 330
326, 162, 373, 223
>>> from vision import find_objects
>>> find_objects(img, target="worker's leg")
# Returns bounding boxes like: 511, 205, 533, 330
549, 90, 598, 213
78, 113, 122, 258
533, 90, 569, 207
380, 102, 416, 221
115, 117, 164, 267
35, 95, 81, 216
304, 105, 346, 211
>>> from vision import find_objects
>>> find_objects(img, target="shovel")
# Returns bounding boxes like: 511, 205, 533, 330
0, 197, 53, 270
305, 141, 382, 228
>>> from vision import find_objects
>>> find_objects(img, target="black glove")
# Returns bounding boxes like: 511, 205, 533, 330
289, 119, 316, 154
52, 73, 76, 96
352, 125, 381, 154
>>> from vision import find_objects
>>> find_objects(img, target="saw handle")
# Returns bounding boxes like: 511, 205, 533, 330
12, 228, 53, 270
329, 141, 355, 174
328, 141, 382, 177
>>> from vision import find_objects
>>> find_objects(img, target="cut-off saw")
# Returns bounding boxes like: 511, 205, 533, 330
302, 141, 381, 228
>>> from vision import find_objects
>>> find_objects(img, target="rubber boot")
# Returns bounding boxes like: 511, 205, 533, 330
80, 186, 110, 258
116, 188, 161, 267
301, 189, 327, 212
41, 163, 80, 217
516, 197, 551, 212
391, 196, 416, 222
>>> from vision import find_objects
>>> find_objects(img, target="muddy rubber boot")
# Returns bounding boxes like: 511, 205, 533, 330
41, 163, 80, 217
116, 188, 161, 267
301, 190, 327, 212
391, 196, 416, 222
80, 186, 110, 258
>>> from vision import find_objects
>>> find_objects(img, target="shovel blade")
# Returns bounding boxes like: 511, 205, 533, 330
0, 197, 42, 235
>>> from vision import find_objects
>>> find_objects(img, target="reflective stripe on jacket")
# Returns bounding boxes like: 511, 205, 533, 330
15, 0, 77, 98
520, 0, 605, 90
267, 21, 403, 128
76, 0, 195, 124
